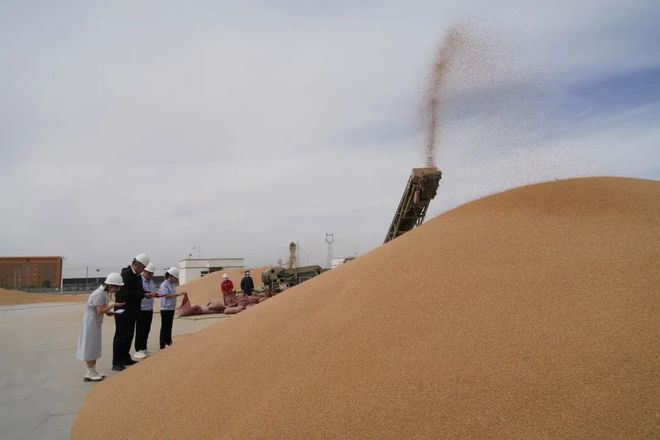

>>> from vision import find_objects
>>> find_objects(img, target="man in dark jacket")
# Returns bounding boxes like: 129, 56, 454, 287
112, 253, 153, 371
240, 270, 255, 296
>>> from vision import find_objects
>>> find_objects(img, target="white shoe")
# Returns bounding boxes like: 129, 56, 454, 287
134, 350, 147, 359
84, 372, 104, 382
143, 350, 151, 356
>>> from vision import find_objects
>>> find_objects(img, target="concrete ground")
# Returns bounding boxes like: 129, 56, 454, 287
0, 302, 227, 440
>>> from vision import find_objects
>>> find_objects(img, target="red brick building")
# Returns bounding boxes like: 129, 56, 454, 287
0, 256, 63, 290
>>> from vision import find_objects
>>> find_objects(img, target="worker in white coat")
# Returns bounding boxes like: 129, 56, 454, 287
76, 273, 125, 382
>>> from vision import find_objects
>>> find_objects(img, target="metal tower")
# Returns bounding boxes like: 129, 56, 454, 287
325, 233, 335, 269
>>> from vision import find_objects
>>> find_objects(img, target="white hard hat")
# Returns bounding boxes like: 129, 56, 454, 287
144, 262, 156, 273
167, 267, 179, 278
134, 253, 150, 266
222, 273, 229, 280
104, 273, 124, 286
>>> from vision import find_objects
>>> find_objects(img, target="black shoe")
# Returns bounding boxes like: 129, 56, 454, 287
112, 365, 126, 371
124, 359, 138, 365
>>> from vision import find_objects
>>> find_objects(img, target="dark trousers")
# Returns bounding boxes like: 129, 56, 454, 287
160, 310, 175, 349
135, 310, 153, 352
113, 310, 136, 366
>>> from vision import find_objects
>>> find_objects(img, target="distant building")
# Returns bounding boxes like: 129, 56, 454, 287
331, 257, 357, 269
0, 256, 63, 290
177, 258, 244, 284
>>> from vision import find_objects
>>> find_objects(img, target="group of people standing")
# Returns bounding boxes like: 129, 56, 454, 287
220, 270, 254, 307
75, 253, 186, 382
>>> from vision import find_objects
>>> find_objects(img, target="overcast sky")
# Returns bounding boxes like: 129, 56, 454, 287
1, 0, 659, 277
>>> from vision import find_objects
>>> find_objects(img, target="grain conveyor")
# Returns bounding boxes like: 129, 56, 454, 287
384, 167, 442, 243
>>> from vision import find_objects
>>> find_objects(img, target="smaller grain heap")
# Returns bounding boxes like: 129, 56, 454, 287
175, 267, 267, 307
0, 287, 85, 306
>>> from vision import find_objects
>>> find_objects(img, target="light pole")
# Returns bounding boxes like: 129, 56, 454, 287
95, 268, 100, 285
60, 257, 65, 292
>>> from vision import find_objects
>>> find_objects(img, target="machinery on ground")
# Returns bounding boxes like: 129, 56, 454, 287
384, 167, 442, 243
261, 265, 323, 295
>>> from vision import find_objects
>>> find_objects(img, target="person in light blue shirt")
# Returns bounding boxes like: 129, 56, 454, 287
158, 267, 185, 349
134, 262, 157, 359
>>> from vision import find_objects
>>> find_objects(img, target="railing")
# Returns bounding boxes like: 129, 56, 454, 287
4, 286, 92, 293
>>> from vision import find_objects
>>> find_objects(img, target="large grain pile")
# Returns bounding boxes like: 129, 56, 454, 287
0, 287, 86, 306
73, 177, 660, 439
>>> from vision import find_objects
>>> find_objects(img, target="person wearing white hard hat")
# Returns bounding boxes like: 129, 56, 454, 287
112, 253, 157, 371
158, 267, 186, 349
76, 273, 126, 382
220, 273, 237, 307
134, 262, 157, 359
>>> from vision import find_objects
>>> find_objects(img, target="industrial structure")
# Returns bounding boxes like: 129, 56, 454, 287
384, 167, 442, 243
0, 256, 63, 290
288, 242, 297, 269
